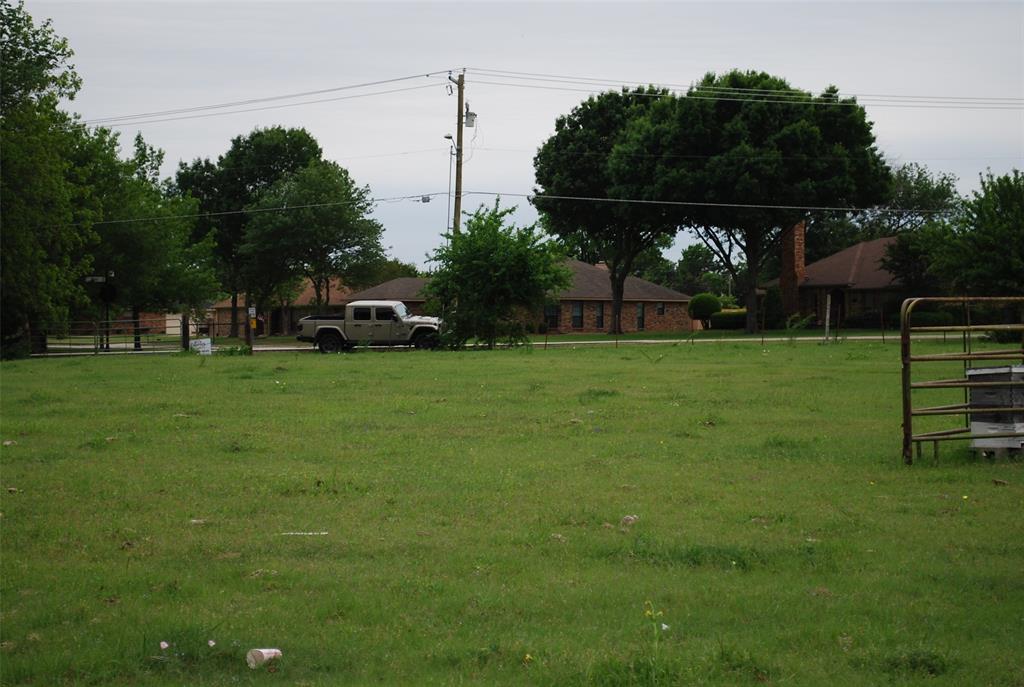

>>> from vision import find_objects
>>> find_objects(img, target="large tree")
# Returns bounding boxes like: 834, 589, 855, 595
83, 133, 219, 341
241, 160, 384, 311
886, 170, 1024, 298
0, 0, 93, 355
611, 71, 891, 331
534, 87, 674, 334
939, 170, 1023, 295
425, 200, 570, 349
175, 126, 322, 335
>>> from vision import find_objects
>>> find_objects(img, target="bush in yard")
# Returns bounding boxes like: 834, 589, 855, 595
688, 293, 722, 328
710, 309, 747, 330
425, 200, 571, 349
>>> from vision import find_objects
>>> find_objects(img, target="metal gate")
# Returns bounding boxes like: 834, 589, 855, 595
30, 316, 191, 356
901, 296, 1024, 464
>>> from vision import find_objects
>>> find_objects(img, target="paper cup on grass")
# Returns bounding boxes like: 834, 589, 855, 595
246, 648, 282, 668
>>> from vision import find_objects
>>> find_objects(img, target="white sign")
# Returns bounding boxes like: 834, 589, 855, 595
189, 338, 213, 356
248, 307, 256, 318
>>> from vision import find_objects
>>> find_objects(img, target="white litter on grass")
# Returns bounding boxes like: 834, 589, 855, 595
246, 648, 282, 668
279, 531, 328, 536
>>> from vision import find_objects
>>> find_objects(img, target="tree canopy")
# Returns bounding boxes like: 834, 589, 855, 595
1, 1, 221, 355
533, 87, 672, 334
241, 160, 384, 311
425, 201, 570, 349
1, 0, 90, 354
175, 126, 322, 335
883, 170, 1023, 297
610, 70, 891, 331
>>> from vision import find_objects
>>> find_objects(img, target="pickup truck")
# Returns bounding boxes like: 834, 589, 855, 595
296, 300, 441, 353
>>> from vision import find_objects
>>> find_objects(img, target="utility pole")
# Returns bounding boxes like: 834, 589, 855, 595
449, 71, 465, 234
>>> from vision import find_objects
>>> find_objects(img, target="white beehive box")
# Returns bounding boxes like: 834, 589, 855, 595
968, 366, 1024, 450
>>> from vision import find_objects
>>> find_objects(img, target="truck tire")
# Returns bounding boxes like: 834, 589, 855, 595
318, 331, 345, 354
413, 330, 440, 350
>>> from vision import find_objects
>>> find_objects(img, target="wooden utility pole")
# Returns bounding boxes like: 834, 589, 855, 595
451, 72, 465, 234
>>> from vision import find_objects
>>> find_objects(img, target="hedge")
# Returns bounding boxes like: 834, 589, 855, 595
710, 309, 747, 329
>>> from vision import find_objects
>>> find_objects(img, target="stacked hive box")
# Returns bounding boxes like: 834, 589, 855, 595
968, 365, 1024, 451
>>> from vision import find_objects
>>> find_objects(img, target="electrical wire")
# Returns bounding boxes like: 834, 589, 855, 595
65, 187, 957, 230
93, 83, 442, 128
461, 190, 957, 215
469, 67, 1024, 106
68, 192, 450, 228
84, 70, 454, 125
470, 79, 1023, 110
473, 146, 1023, 162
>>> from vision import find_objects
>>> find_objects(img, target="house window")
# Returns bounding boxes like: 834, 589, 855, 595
657, 302, 665, 316
637, 303, 645, 331
353, 307, 371, 321
544, 304, 560, 330
596, 302, 605, 330
572, 301, 584, 328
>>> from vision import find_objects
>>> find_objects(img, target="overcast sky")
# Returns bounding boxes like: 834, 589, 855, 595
37, 1, 1024, 268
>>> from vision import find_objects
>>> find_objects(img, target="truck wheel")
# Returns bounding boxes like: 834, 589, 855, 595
318, 331, 344, 354
413, 331, 439, 350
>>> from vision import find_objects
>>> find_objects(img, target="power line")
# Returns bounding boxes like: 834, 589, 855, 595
94, 83, 442, 129
68, 192, 450, 228
83, 70, 453, 125
471, 78, 1023, 110
462, 190, 956, 215
475, 146, 1022, 163
470, 67, 1024, 105
68, 187, 956, 229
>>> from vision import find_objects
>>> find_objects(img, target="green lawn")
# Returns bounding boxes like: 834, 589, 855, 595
1, 342, 1021, 686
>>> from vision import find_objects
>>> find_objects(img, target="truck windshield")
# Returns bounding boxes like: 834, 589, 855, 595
394, 303, 409, 318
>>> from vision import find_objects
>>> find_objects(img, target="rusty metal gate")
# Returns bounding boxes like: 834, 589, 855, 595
901, 296, 1024, 464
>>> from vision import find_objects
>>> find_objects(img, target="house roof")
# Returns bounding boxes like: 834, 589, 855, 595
560, 260, 690, 301
210, 277, 350, 309
344, 277, 430, 303
341, 261, 690, 305
802, 236, 899, 290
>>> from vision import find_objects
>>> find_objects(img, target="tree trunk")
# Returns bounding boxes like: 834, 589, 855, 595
243, 292, 252, 347
312, 281, 324, 311
229, 292, 239, 338
609, 271, 626, 335
132, 305, 142, 350
744, 262, 760, 334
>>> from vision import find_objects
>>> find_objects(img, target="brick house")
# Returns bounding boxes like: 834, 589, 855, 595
777, 222, 902, 325
343, 261, 693, 334
208, 278, 350, 336
342, 277, 431, 315
545, 260, 692, 333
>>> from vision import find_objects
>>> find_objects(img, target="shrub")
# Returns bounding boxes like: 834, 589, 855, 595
688, 293, 721, 327
710, 309, 747, 329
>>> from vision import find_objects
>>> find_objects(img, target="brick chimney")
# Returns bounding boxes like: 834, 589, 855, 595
779, 221, 806, 316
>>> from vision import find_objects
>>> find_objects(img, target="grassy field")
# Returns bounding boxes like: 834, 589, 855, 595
1, 341, 1021, 686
